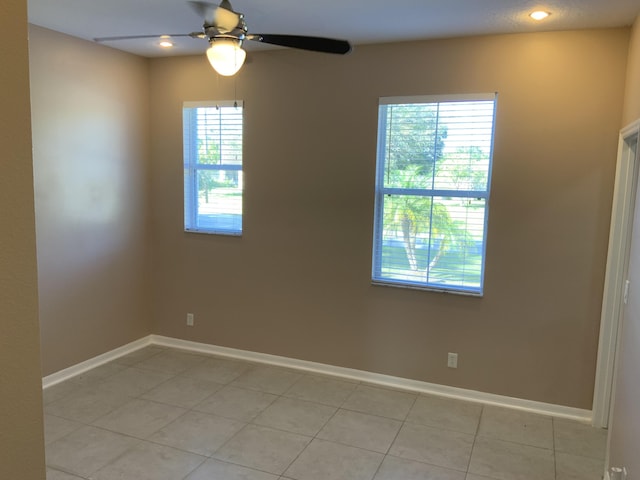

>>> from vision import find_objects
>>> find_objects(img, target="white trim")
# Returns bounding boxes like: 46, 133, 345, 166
183, 100, 243, 108
150, 335, 591, 422
379, 93, 496, 105
42, 336, 153, 389
42, 333, 592, 422
593, 119, 640, 428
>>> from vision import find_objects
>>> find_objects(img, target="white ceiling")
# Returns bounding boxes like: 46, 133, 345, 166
28, 0, 640, 58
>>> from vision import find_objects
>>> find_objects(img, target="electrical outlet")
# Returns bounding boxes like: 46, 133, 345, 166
447, 352, 458, 368
186, 313, 194, 327
610, 467, 627, 480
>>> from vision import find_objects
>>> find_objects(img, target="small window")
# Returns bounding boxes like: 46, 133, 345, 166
183, 101, 243, 235
372, 94, 497, 295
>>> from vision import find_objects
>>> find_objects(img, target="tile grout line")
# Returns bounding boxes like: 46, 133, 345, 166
465, 403, 485, 477
187, 366, 338, 478
552, 417, 558, 480
46, 465, 91, 480
265, 375, 420, 477
50, 350, 418, 477
45, 346, 602, 480
371, 391, 421, 480
267, 373, 364, 478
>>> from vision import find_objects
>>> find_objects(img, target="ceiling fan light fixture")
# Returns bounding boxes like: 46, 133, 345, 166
529, 10, 550, 21
206, 38, 246, 76
159, 35, 174, 48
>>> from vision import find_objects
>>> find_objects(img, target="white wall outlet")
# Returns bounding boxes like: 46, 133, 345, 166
186, 313, 194, 327
609, 467, 627, 480
447, 352, 458, 368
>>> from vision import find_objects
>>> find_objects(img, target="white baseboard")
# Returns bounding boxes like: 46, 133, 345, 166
42, 336, 154, 388
42, 334, 593, 423
150, 335, 593, 423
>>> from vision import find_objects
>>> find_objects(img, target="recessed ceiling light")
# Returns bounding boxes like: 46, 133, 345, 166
530, 10, 551, 21
159, 35, 173, 48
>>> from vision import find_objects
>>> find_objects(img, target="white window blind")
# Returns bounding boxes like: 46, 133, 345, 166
372, 94, 496, 295
183, 101, 243, 235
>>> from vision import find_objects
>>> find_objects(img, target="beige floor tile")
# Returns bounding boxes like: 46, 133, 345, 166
133, 349, 207, 375
213, 424, 311, 475
182, 356, 251, 384
186, 458, 280, 480
407, 395, 482, 434
46, 468, 86, 480
44, 385, 131, 424
141, 375, 223, 408
389, 422, 474, 471
148, 411, 245, 456
468, 437, 555, 480
195, 385, 278, 421
44, 415, 83, 445
284, 375, 358, 407
232, 365, 303, 395
114, 346, 166, 366
284, 438, 383, 480
478, 406, 553, 449
46, 425, 139, 477
554, 418, 607, 460
374, 455, 466, 480
96, 366, 174, 397
44, 346, 609, 480
92, 441, 205, 480
42, 381, 82, 405
92, 398, 187, 438
556, 452, 605, 480
317, 409, 402, 453
342, 385, 417, 420
68, 362, 127, 387
253, 397, 337, 436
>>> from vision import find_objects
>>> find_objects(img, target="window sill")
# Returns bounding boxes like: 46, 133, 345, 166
184, 228, 242, 237
371, 280, 483, 297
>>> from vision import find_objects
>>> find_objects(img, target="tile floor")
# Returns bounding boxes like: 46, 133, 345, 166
43, 346, 607, 480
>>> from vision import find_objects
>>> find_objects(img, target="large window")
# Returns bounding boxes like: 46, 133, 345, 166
372, 94, 496, 295
183, 101, 243, 235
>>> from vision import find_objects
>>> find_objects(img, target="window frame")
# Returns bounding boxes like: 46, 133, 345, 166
372, 93, 497, 296
183, 100, 244, 236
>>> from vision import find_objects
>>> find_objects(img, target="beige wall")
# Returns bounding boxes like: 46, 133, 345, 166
29, 26, 152, 375
0, 1, 46, 478
149, 28, 628, 409
623, 17, 640, 125
608, 14, 640, 477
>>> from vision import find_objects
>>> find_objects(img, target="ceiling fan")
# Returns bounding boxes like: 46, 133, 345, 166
94, 0, 352, 76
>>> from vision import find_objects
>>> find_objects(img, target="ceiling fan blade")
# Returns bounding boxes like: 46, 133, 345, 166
214, 6, 242, 32
188, 0, 240, 32
247, 34, 351, 54
94, 33, 200, 42
188, 1, 217, 24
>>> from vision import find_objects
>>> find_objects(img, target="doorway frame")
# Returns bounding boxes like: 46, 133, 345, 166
593, 119, 640, 428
